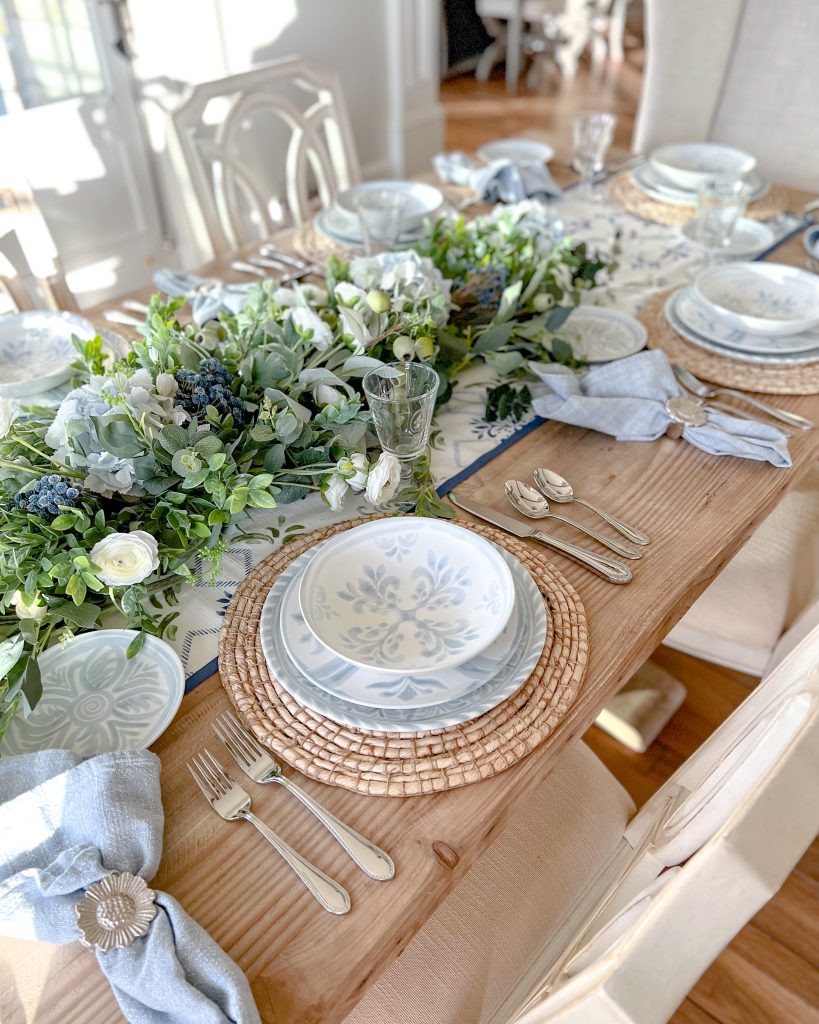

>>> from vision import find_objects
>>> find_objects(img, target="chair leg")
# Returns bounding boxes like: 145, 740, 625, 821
594, 661, 687, 753
608, 0, 629, 62
476, 29, 507, 83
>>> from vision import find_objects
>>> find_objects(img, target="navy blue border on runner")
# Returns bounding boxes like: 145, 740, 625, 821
181, 203, 808, 692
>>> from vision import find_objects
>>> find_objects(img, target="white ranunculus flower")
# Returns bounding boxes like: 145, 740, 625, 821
298, 283, 329, 307
155, 373, 178, 398
0, 398, 17, 438
313, 383, 344, 407
90, 530, 160, 587
323, 473, 349, 512
347, 452, 369, 492
339, 306, 381, 354
365, 452, 401, 505
11, 590, 47, 621
334, 281, 368, 307
289, 307, 333, 350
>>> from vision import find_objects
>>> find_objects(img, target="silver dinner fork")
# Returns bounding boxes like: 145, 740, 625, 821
212, 712, 394, 881
187, 749, 351, 914
672, 364, 813, 431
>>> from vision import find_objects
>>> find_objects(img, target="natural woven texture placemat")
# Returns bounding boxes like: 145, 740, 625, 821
607, 172, 790, 226
291, 221, 358, 264
641, 289, 819, 395
220, 517, 588, 796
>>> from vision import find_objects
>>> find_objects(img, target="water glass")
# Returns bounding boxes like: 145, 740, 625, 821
571, 111, 617, 196
354, 190, 408, 254
694, 177, 752, 251
363, 362, 439, 501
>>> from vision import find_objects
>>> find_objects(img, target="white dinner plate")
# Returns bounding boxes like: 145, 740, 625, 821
664, 289, 819, 366
298, 517, 516, 674
279, 544, 522, 708
680, 217, 775, 257
556, 306, 647, 363
632, 163, 769, 207
335, 180, 443, 233
259, 545, 548, 733
0, 310, 97, 398
315, 207, 426, 249
477, 138, 555, 165
1, 630, 185, 755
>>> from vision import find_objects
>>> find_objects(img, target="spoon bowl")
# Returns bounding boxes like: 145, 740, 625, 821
533, 468, 650, 546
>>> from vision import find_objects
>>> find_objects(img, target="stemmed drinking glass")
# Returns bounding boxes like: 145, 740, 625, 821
362, 362, 439, 506
688, 176, 752, 274
354, 190, 408, 254
571, 111, 617, 200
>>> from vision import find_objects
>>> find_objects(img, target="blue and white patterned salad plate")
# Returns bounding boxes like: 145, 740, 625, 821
558, 307, 647, 363
260, 542, 548, 733
1, 630, 185, 755
298, 518, 516, 675
0, 310, 97, 398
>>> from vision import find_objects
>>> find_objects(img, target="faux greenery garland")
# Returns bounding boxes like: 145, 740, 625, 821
0, 200, 614, 741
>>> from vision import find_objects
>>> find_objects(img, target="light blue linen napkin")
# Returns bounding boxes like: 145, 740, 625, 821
529, 349, 792, 468
0, 749, 261, 1024
154, 270, 252, 327
433, 151, 562, 203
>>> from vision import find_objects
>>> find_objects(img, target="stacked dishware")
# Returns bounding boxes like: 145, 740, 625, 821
314, 180, 445, 250
634, 143, 768, 207
665, 262, 819, 366
258, 516, 549, 733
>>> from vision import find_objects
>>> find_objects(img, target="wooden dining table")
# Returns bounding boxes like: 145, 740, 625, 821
3, 165, 819, 1024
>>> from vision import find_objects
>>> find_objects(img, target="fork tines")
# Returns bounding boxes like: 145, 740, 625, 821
212, 711, 264, 770
187, 748, 233, 801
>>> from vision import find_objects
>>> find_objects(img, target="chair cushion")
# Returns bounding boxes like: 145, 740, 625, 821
343, 743, 634, 1024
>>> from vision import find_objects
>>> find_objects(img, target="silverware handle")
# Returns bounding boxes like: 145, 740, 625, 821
714, 389, 813, 431
548, 512, 642, 559
531, 530, 632, 584
276, 776, 395, 881
231, 261, 267, 278
706, 400, 793, 437
103, 309, 142, 327
241, 810, 351, 915
574, 498, 650, 546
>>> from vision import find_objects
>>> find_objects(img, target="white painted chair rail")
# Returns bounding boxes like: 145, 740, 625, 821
168, 56, 361, 257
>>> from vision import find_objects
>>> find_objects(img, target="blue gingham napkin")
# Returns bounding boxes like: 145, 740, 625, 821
154, 270, 251, 327
0, 749, 261, 1024
529, 350, 792, 468
434, 151, 562, 203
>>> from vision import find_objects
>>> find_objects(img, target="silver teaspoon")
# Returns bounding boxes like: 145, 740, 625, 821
505, 481, 642, 559
534, 468, 650, 546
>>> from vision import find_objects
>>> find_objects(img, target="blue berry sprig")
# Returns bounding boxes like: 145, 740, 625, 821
175, 359, 245, 425
14, 475, 80, 522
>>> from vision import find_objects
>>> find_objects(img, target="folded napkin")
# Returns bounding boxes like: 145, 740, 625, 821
433, 151, 562, 204
529, 349, 791, 468
0, 749, 261, 1024
154, 270, 252, 327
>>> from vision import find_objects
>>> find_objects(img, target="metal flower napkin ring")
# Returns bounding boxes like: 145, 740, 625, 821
76, 872, 157, 952
665, 395, 708, 437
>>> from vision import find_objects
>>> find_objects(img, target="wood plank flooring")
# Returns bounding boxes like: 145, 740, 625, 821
441, 60, 818, 1024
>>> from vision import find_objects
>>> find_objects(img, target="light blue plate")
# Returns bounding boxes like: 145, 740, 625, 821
803, 224, 819, 260
260, 543, 548, 733
1, 630, 184, 755
632, 162, 769, 207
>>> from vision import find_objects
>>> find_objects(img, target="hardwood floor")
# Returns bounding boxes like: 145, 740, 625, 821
440, 61, 819, 1024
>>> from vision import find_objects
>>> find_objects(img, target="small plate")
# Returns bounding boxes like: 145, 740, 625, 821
664, 289, 819, 365
694, 262, 819, 336
650, 143, 755, 192
260, 545, 548, 733
803, 223, 819, 261
477, 138, 555, 165
632, 163, 769, 207
680, 217, 775, 257
0, 311, 97, 398
315, 207, 426, 249
1, 630, 184, 756
280, 545, 521, 708
335, 181, 443, 233
298, 517, 516, 675
556, 306, 647, 363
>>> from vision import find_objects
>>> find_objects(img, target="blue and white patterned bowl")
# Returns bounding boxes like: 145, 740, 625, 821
1, 630, 184, 755
280, 544, 521, 708
0, 310, 97, 398
650, 143, 755, 192
298, 517, 516, 674
695, 262, 819, 337
262, 543, 548, 732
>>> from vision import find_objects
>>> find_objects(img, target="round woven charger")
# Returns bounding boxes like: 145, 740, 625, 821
640, 289, 819, 395
291, 221, 358, 264
219, 517, 588, 796
606, 172, 789, 227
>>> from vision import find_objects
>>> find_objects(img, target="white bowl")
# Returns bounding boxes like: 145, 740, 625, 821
477, 138, 555, 165
335, 180, 443, 233
650, 143, 756, 192
298, 517, 516, 675
694, 262, 819, 337
0, 310, 97, 398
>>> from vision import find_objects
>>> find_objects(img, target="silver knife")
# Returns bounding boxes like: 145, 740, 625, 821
449, 492, 633, 585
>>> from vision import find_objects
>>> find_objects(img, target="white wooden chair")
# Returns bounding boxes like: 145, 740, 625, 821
344, 613, 819, 1024
168, 56, 361, 257
0, 224, 77, 314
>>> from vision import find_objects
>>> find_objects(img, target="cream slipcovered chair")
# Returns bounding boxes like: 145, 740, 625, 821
168, 56, 361, 257
345, 614, 819, 1024
633, 0, 819, 191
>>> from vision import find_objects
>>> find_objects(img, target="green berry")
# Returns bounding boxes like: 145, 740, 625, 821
366, 290, 391, 314
392, 335, 415, 361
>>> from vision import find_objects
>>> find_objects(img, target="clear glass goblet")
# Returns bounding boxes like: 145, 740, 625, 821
571, 111, 618, 200
363, 361, 439, 506
354, 190, 408, 254
688, 176, 752, 275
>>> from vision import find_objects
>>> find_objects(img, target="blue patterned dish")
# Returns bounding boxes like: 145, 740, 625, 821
0, 311, 97, 398
1, 630, 184, 755
803, 224, 819, 260
279, 544, 521, 708
261, 544, 548, 732
298, 517, 516, 674
559, 306, 647, 363
694, 262, 819, 336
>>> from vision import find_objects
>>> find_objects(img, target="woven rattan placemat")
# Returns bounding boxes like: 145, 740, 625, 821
220, 517, 588, 796
291, 221, 358, 264
607, 172, 790, 227
640, 289, 819, 395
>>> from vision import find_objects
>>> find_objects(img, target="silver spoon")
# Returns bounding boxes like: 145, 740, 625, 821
505, 481, 642, 559
533, 468, 650, 546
